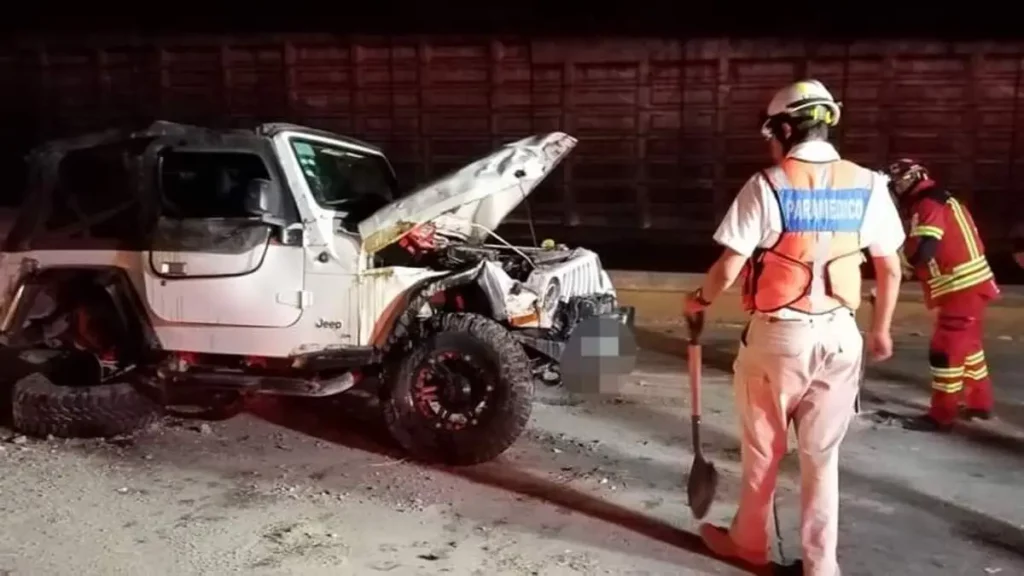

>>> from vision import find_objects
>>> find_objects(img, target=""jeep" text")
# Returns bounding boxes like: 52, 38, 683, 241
315, 318, 344, 330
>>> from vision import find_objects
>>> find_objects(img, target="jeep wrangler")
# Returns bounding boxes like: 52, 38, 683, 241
0, 121, 635, 465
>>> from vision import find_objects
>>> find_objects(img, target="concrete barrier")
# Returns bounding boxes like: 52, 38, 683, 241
610, 270, 1024, 338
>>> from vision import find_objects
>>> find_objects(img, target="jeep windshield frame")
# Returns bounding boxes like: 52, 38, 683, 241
287, 137, 398, 214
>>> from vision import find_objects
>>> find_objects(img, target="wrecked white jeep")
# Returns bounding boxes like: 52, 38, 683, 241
0, 121, 634, 465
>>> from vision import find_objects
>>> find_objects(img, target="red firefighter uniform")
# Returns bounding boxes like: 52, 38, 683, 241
903, 185, 999, 427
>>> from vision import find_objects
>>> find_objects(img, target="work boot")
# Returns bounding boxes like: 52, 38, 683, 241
772, 559, 805, 575
902, 414, 953, 433
961, 408, 993, 421
698, 524, 769, 566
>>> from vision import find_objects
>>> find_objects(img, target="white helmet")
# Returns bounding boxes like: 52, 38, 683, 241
760, 79, 842, 139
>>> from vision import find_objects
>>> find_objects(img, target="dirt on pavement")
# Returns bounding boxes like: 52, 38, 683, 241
2, 341, 1024, 576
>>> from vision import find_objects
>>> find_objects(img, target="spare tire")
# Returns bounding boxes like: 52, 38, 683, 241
12, 371, 160, 438
0, 347, 68, 426
383, 313, 534, 466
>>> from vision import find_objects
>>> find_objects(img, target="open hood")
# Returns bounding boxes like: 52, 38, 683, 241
358, 132, 577, 254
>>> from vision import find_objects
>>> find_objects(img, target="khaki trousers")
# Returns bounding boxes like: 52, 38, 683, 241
728, 311, 862, 576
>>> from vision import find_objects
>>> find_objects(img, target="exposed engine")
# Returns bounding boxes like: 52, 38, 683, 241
375, 221, 619, 341
375, 221, 570, 283
551, 294, 619, 340
438, 244, 533, 282
371, 221, 629, 393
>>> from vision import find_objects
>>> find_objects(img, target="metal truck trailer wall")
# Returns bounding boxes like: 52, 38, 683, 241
1, 36, 1022, 269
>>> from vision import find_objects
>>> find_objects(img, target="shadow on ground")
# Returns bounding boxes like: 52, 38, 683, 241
839, 467, 1024, 565
54, 378, 1024, 576
232, 390, 807, 575
246, 390, 1024, 574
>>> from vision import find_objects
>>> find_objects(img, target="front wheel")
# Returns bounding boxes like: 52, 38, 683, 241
383, 313, 534, 465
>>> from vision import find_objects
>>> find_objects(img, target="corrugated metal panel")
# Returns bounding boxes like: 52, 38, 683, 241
3, 35, 1024, 266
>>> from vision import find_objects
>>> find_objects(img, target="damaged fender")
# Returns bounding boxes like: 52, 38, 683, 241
380, 262, 490, 352
369, 261, 541, 352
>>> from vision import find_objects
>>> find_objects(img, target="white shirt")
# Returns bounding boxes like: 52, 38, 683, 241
713, 141, 905, 315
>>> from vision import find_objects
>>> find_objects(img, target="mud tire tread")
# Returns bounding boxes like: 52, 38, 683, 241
383, 313, 534, 466
12, 372, 160, 438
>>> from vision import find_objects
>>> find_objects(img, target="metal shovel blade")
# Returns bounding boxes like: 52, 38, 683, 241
687, 445, 720, 520
685, 342, 719, 520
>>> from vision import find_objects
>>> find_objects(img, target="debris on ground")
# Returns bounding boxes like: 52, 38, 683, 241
1, 342, 1023, 575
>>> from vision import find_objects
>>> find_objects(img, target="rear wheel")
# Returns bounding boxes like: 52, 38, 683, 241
9, 282, 160, 438
12, 367, 159, 439
383, 313, 534, 465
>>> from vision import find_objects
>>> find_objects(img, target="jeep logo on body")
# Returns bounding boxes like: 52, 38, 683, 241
315, 318, 344, 330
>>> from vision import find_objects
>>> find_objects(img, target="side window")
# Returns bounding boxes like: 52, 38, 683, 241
159, 151, 271, 219
45, 141, 147, 241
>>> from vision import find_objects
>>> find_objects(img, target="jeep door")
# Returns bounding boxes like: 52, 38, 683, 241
144, 146, 306, 328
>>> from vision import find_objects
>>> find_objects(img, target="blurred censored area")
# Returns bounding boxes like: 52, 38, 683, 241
560, 315, 638, 395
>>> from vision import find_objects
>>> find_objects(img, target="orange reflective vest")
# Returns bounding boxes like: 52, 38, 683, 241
742, 158, 873, 315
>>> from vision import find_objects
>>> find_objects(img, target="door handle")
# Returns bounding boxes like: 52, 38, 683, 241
161, 262, 187, 276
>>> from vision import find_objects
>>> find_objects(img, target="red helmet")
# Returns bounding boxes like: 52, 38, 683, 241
884, 158, 931, 198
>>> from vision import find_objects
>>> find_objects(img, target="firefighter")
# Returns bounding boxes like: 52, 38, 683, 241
884, 159, 1000, 432
684, 79, 904, 575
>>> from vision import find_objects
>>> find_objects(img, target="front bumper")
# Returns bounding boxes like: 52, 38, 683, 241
516, 302, 636, 363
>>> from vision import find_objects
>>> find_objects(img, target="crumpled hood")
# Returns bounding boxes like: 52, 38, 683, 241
358, 132, 577, 253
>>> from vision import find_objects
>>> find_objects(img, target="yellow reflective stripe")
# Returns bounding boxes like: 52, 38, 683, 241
928, 256, 990, 287
930, 266, 994, 298
932, 380, 964, 393
965, 351, 986, 364
911, 225, 944, 239
965, 368, 989, 380
928, 264, 990, 290
949, 199, 980, 260
950, 255, 989, 276
930, 366, 965, 378
931, 271, 994, 298
927, 256, 993, 298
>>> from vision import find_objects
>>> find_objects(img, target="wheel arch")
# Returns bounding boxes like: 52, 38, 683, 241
1, 265, 160, 355
372, 263, 500, 353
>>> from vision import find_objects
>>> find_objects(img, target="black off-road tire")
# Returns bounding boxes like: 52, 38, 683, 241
12, 372, 160, 438
383, 313, 534, 466
0, 379, 11, 427
0, 347, 68, 427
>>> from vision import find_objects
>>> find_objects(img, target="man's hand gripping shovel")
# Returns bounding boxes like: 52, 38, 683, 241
684, 309, 719, 520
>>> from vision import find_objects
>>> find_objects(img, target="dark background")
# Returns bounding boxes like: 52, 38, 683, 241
2, 21, 1023, 280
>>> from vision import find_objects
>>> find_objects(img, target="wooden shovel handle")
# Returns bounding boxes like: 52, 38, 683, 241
688, 344, 702, 417
685, 310, 706, 344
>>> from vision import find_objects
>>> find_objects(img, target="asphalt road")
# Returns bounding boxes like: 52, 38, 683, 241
0, 339, 1022, 575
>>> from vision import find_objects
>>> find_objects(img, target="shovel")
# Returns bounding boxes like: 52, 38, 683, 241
685, 309, 719, 520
